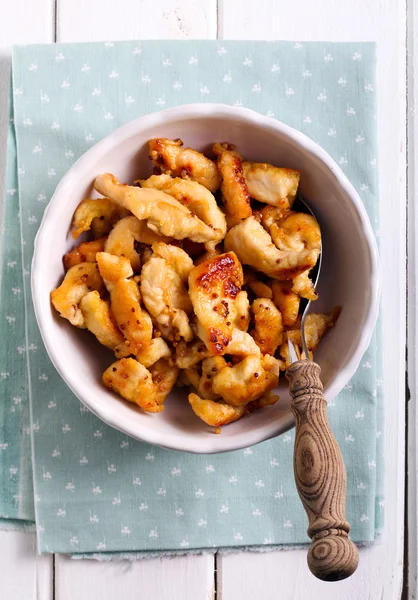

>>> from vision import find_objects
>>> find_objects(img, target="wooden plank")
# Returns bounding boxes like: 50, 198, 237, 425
218, 1, 406, 598
57, 0, 217, 42
54, 2, 217, 599
218, 546, 398, 600
0, 530, 53, 600
407, 0, 417, 596
55, 554, 214, 600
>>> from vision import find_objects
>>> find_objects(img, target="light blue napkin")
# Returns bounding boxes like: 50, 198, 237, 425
0, 40, 383, 555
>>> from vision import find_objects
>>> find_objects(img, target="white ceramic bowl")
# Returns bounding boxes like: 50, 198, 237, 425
32, 104, 380, 454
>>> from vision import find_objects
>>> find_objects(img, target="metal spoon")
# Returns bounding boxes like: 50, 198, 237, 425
285, 196, 359, 582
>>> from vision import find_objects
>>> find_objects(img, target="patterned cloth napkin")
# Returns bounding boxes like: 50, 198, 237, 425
0, 40, 383, 556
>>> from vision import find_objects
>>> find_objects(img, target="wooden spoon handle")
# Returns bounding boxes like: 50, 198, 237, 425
286, 360, 359, 581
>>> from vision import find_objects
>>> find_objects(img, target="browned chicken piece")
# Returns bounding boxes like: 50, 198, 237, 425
248, 391, 280, 410
183, 364, 202, 391
79, 291, 125, 351
251, 298, 283, 355
197, 356, 226, 400
105, 216, 171, 273
242, 162, 300, 208
225, 217, 319, 280
235, 290, 250, 331
136, 337, 171, 367
261, 210, 321, 300
97, 252, 153, 354
149, 359, 179, 410
269, 212, 321, 253
224, 212, 243, 231
271, 280, 300, 328
141, 243, 194, 342
212, 354, 279, 406
152, 242, 194, 285
260, 205, 291, 231
109, 278, 153, 354
188, 393, 245, 426
286, 307, 341, 354
50, 262, 105, 328
227, 328, 261, 357
94, 174, 218, 244
103, 357, 176, 413
148, 138, 221, 192
213, 143, 252, 220
175, 338, 210, 369
103, 358, 158, 411
71, 198, 129, 239
291, 270, 318, 301
63, 237, 107, 271
244, 269, 273, 299
176, 370, 191, 388
96, 252, 133, 289
188, 252, 244, 355
139, 174, 226, 247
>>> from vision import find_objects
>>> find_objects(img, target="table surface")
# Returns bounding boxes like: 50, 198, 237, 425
0, 1, 411, 598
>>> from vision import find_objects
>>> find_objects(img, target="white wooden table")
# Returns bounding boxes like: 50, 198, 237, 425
0, 1, 409, 598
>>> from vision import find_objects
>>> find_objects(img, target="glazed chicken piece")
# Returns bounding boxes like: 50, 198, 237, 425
63, 237, 107, 271
106, 277, 153, 354
188, 393, 245, 426
251, 298, 283, 355
51, 262, 105, 327
248, 391, 280, 410
286, 307, 341, 354
148, 358, 179, 410
105, 216, 171, 273
291, 270, 318, 301
267, 212, 321, 254
271, 280, 300, 328
235, 290, 250, 331
197, 356, 226, 400
94, 174, 218, 244
183, 363, 202, 391
188, 252, 244, 354
242, 161, 300, 208
140, 243, 194, 342
136, 337, 172, 368
175, 338, 210, 369
79, 290, 125, 351
224, 212, 243, 231
96, 252, 133, 289
225, 216, 320, 280
152, 242, 195, 285
212, 354, 279, 406
226, 328, 261, 357
244, 269, 273, 299
261, 208, 321, 298
103, 357, 158, 411
148, 138, 221, 192
97, 252, 153, 354
103, 357, 177, 413
71, 198, 129, 239
260, 205, 291, 231
213, 143, 252, 220
139, 174, 226, 247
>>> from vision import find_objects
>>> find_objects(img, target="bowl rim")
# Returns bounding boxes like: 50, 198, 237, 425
32, 102, 381, 454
